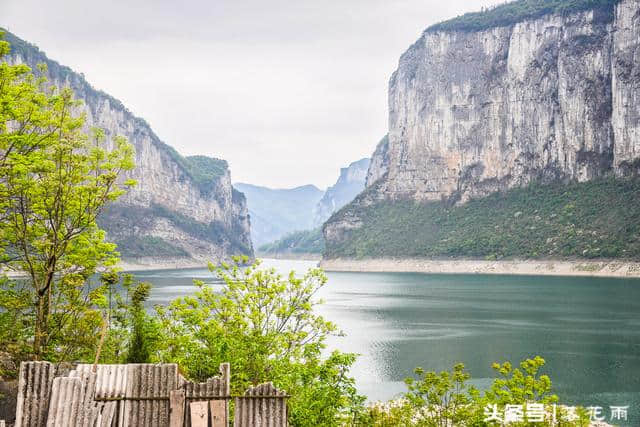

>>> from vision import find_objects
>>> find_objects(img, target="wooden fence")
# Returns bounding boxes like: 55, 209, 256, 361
14, 362, 288, 427
233, 383, 288, 427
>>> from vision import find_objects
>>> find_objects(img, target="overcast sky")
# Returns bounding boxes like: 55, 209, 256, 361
2, 0, 496, 189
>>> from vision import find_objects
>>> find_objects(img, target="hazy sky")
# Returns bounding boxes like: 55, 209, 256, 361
1, 0, 496, 189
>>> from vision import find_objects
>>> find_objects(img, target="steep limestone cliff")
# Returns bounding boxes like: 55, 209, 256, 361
313, 158, 370, 226
4, 31, 253, 264
325, 0, 640, 257
365, 135, 389, 187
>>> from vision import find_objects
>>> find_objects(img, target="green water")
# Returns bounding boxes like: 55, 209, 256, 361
132, 259, 640, 425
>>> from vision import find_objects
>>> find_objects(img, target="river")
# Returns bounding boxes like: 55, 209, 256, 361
132, 258, 640, 425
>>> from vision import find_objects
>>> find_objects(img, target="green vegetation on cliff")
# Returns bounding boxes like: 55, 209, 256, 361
426, 0, 621, 33
158, 143, 228, 195
99, 203, 252, 258
185, 155, 227, 180
325, 178, 640, 260
259, 229, 324, 255
115, 236, 189, 258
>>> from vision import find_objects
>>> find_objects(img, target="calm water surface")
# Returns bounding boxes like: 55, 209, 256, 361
132, 259, 640, 425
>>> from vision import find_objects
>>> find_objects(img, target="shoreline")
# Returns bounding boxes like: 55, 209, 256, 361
117, 258, 209, 272
2, 258, 210, 277
8, 257, 639, 278
319, 258, 640, 278
255, 252, 322, 261
118, 254, 322, 272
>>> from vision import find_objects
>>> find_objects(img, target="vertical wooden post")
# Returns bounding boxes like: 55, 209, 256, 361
189, 401, 208, 427
169, 390, 185, 427
210, 400, 227, 427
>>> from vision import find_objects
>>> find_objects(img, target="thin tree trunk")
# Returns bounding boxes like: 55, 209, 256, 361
33, 271, 54, 360
34, 293, 45, 359
93, 314, 108, 371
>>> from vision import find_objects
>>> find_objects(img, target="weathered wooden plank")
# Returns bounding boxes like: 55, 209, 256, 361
15, 361, 57, 427
181, 363, 230, 426
169, 390, 185, 427
234, 382, 288, 427
45, 376, 84, 427
189, 401, 208, 427
98, 402, 117, 427
209, 400, 226, 427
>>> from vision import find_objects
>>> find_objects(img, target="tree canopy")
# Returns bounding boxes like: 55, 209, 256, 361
426, 0, 621, 33
0, 33, 135, 360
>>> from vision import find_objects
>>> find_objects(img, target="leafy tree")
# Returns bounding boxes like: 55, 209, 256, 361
0, 277, 32, 365
155, 257, 364, 426
125, 280, 155, 363
404, 363, 478, 427
476, 356, 590, 427
365, 357, 590, 426
0, 35, 135, 361
483, 356, 557, 406
93, 273, 158, 365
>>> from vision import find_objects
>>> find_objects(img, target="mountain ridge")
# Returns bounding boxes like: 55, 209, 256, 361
3, 29, 254, 264
324, 0, 640, 261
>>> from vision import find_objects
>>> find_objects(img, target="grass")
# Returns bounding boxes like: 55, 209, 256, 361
259, 229, 324, 255
426, 0, 620, 33
325, 178, 640, 260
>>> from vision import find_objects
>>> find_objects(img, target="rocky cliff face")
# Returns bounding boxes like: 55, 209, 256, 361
365, 135, 389, 187
325, 0, 640, 250
5, 31, 253, 264
313, 158, 370, 226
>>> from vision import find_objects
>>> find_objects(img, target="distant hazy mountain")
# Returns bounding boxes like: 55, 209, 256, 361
233, 183, 324, 247
256, 157, 371, 257
313, 158, 370, 226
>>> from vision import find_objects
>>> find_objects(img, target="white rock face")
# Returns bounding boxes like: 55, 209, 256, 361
612, 0, 640, 173
377, 0, 639, 204
7, 34, 253, 262
365, 135, 389, 187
